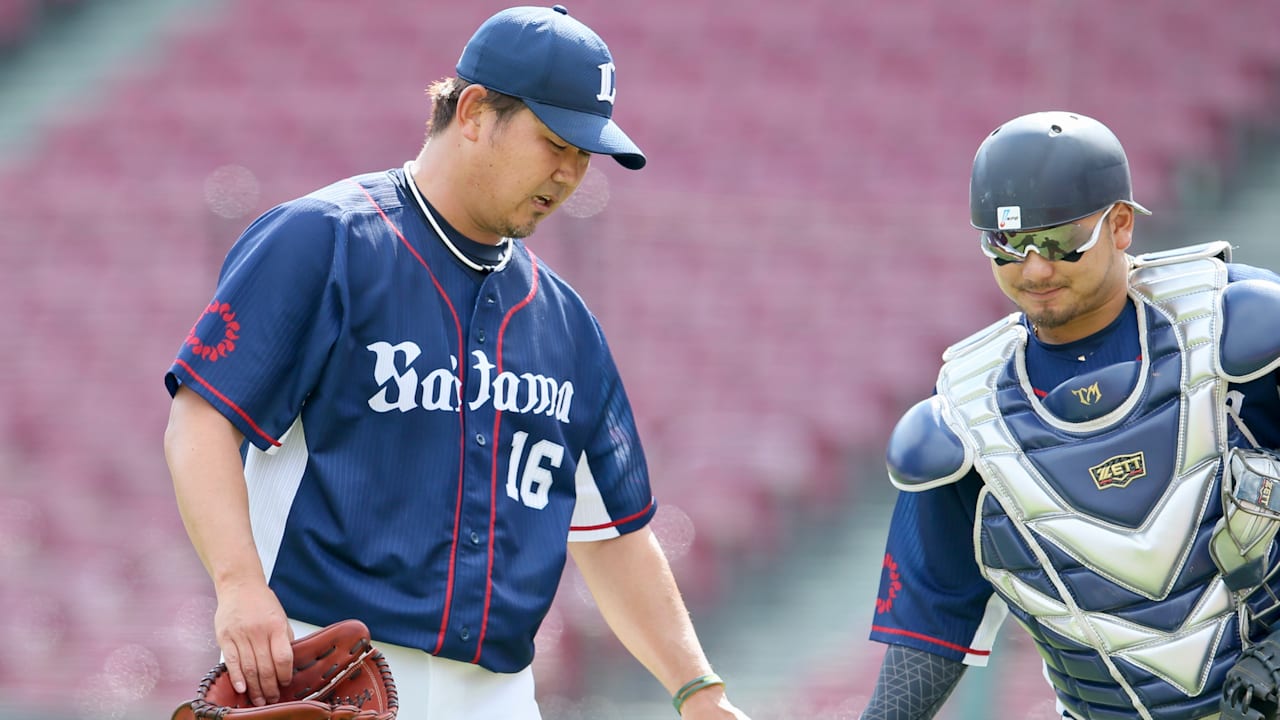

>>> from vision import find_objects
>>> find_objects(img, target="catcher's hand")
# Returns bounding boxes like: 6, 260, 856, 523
1223, 627, 1280, 720
172, 619, 398, 720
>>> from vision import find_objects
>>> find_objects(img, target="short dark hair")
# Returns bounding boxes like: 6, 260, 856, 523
425, 77, 526, 139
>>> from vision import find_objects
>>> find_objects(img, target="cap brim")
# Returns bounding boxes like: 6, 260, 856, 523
524, 99, 646, 170
1124, 199, 1153, 216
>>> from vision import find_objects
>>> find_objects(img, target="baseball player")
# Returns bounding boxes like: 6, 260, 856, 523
162, 6, 749, 719
862, 111, 1280, 719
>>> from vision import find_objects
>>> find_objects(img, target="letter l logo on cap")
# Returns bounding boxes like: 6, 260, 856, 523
596, 62, 616, 104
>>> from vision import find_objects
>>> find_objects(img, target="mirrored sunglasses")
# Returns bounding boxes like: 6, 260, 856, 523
981, 204, 1114, 265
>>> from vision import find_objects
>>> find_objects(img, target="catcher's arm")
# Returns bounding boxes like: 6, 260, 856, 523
165, 386, 295, 706
861, 644, 968, 719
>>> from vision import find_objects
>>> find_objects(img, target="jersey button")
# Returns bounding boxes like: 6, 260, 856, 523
477, 329, 486, 343
470, 531, 481, 545
475, 433, 486, 446
459, 626, 470, 641
486, 296, 496, 304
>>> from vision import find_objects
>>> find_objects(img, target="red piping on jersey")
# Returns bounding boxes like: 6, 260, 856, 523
473, 249, 541, 665
570, 498, 655, 532
870, 625, 991, 657
350, 180, 468, 656
173, 359, 280, 447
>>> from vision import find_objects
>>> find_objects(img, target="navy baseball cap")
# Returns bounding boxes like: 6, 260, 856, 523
456, 5, 646, 170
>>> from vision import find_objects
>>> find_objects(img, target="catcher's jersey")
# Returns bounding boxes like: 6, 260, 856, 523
871, 260, 1280, 715
166, 168, 656, 673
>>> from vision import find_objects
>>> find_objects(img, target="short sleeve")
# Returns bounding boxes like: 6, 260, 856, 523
567, 324, 656, 542
869, 470, 1005, 664
165, 198, 342, 449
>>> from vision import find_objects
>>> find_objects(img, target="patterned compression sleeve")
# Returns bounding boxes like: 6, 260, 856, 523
860, 645, 968, 719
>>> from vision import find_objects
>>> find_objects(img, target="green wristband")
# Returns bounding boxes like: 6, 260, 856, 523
672, 673, 725, 715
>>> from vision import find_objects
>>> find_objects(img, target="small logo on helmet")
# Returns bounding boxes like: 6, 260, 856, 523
1089, 451, 1146, 490
997, 205, 1022, 230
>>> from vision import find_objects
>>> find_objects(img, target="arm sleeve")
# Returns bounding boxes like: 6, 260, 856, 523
164, 198, 342, 449
860, 644, 968, 720
870, 469, 1006, 664
567, 321, 656, 541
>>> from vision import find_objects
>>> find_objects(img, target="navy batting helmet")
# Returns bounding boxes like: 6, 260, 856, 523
970, 111, 1151, 232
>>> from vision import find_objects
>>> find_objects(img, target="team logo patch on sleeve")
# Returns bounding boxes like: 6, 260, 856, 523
185, 300, 240, 361
1089, 451, 1147, 490
876, 553, 901, 614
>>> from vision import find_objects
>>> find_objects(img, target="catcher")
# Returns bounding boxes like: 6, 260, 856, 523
862, 110, 1280, 720
171, 619, 397, 720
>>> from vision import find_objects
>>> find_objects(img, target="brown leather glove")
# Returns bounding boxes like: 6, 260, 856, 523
171, 619, 397, 720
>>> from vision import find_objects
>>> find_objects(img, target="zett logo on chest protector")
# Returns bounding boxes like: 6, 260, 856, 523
365, 341, 574, 422
1088, 451, 1147, 490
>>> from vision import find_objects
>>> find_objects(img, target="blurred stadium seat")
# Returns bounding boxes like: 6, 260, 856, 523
1, 0, 1279, 714
0, 2, 39, 52
0, 0, 89, 53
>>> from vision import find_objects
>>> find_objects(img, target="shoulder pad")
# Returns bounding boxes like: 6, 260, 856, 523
1131, 240, 1231, 269
943, 313, 1022, 363
1221, 279, 1280, 381
886, 396, 973, 491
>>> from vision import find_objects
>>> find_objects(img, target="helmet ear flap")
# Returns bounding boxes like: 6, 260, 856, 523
970, 111, 1149, 232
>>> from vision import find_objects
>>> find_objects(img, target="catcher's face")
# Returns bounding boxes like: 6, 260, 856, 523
990, 204, 1134, 344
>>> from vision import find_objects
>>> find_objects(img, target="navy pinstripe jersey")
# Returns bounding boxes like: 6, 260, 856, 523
165, 168, 657, 672
870, 263, 1280, 664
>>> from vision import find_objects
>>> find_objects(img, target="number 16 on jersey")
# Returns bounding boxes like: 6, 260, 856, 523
506, 431, 563, 510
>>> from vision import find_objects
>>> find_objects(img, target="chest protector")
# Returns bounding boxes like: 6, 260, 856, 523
932, 242, 1274, 720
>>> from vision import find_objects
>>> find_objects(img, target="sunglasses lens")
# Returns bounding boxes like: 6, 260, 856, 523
980, 231, 1023, 262
979, 212, 1104, 263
